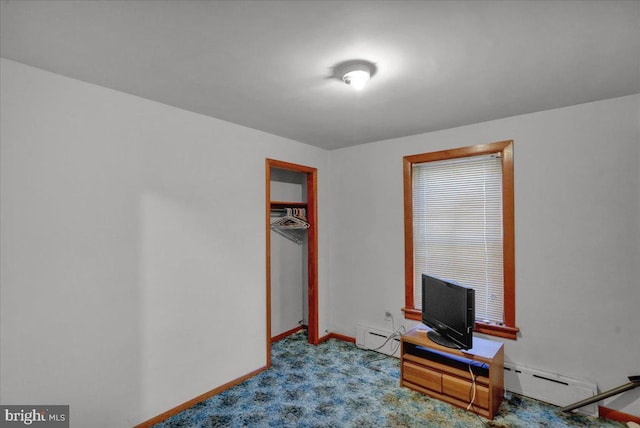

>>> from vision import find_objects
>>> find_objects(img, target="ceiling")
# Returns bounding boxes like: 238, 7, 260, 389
1, 1, 639, 150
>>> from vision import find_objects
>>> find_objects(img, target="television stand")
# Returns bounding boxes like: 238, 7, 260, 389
400, 326, 504, 420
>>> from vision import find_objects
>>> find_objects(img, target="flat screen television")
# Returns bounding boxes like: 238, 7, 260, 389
421, 274, 475, 350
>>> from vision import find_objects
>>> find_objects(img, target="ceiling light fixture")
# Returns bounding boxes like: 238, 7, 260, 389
333, 60, 377, 91
342, 64, 371, 90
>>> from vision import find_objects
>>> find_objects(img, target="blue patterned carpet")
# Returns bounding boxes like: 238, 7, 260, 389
153, 332, 625, 427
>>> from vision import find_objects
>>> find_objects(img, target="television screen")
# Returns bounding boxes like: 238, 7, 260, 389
421, 274, 475, 350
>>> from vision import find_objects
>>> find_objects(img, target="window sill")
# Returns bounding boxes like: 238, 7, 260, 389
402, 307, 519, 340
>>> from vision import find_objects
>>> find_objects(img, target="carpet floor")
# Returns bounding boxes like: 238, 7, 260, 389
153, 332, 625, 427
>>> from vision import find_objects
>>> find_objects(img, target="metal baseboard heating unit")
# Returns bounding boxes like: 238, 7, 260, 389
504, 363, 598, 416
355, 325, 401, 358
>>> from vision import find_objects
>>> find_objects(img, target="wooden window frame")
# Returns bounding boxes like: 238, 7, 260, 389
403, 140, 518, 340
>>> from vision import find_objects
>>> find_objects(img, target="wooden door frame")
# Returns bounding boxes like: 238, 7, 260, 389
265, 159, 318, 368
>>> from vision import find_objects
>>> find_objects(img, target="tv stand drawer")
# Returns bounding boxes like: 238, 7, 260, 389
402, 361, 442, 393
442, 374, 489, 409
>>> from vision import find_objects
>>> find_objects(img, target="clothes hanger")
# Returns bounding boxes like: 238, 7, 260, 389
271, 208, 309, 230
270, 207, 309, 244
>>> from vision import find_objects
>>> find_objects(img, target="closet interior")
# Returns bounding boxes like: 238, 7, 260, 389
266, 159, 318, 359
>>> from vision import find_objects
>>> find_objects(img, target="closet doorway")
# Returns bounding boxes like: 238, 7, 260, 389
265, 159, 318, 368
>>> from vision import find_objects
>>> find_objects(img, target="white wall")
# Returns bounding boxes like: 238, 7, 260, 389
328, 94, 640, 416
0, 59, 329, 427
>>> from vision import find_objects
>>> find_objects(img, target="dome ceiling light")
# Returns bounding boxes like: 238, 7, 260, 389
332, 59, 377, 91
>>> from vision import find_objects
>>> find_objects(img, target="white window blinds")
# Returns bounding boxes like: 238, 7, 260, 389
412, 154, 504, 324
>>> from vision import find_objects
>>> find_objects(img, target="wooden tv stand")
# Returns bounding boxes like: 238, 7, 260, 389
400, 326, 504, 420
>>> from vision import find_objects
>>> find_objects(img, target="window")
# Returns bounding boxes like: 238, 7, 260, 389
403, 141, 518, 339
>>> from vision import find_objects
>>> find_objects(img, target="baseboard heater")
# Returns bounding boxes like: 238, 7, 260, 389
504, 363, 598, 416
355, 325, 401, 357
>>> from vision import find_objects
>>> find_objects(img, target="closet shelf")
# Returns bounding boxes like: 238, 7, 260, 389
270, 201, 307, 208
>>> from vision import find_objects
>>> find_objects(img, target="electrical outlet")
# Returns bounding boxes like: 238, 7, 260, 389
384, 310, 392, 321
